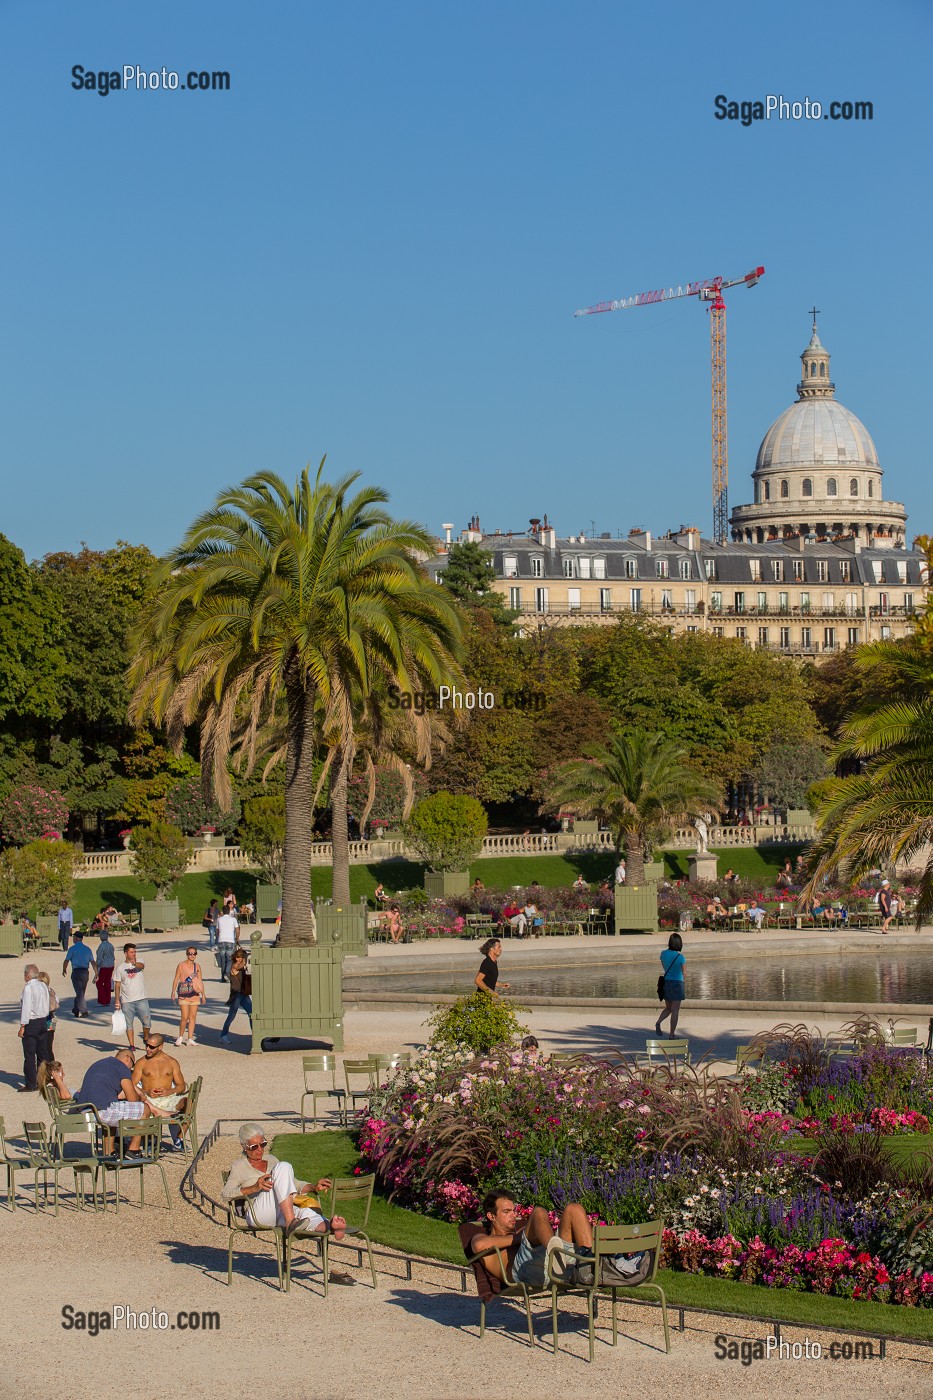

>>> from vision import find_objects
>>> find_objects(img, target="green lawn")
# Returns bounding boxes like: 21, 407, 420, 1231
71, 842, 804, 920
790, 1134, 933, 1179
273, 1132, 932, 1339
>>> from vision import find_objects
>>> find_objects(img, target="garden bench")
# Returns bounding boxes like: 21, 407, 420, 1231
35, 917, 61, 949
465, 914, 494, 938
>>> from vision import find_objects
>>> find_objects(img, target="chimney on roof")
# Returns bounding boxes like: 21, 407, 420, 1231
675, 526, 701, 550
628, 528, 652, 551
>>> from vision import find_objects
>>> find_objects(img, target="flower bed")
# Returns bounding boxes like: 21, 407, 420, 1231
358, 1023, 933, 1308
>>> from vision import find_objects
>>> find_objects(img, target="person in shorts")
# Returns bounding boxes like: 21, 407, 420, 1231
466, 1189, 595, 1288
467, 1188, 652, 1289
114, 944, 151, 1048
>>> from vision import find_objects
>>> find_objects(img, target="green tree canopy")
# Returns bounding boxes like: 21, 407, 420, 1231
542, 729, 721, 883
128, 464, 464, 941
0, 535, 65, 728
405, 791, 488, 872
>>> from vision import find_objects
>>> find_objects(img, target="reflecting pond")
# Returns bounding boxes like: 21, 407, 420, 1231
346, 952, 933, 1004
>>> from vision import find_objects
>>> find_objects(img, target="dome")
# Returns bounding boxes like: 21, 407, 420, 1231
755, 397, 879, 473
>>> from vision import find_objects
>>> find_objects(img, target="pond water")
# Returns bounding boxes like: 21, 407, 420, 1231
346, 952, 933, 1004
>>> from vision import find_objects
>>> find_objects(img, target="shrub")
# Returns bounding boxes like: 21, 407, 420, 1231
405, 792, 487, 873
425, 993, 528, 1054
239, 795, 285, 882
0, 839, 79, 915
129, 820, 190, 897
0, 784, 69, 845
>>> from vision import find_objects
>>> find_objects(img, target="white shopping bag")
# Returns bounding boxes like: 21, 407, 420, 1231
111, 1009, 127, 1036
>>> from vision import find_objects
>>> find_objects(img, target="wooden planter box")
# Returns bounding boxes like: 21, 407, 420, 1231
255, 883, 282, 922
249, 929, 343, 1053
424, 870, 471, 899
642, 861, 665, 884
614, 885, 659, 933
316, 901, 368, 959
140, 898, 182, 931
34, 916, 61, 947
0, 921, 23, 957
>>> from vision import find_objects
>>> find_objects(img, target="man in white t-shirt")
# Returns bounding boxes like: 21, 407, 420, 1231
614, 858, 626, 885
114, 944, 150, 1048
216, 911, 239, 983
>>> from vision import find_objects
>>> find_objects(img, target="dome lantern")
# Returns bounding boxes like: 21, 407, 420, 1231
797, 307, 835, 399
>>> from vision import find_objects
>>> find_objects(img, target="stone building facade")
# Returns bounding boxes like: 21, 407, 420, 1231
430, 320, 926, 658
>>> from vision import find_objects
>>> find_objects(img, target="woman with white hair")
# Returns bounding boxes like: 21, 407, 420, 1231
222, 1124, 348, 1241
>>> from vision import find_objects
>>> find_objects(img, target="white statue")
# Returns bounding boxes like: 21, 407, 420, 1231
694, 812, 713, 855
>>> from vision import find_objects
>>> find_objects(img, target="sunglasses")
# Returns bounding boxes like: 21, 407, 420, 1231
245, 1139, 267, 1151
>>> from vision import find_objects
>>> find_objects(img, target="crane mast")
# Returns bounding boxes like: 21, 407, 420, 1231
575, 265, 764, 545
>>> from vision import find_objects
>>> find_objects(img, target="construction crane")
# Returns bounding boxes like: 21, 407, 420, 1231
575, 265, 765, 545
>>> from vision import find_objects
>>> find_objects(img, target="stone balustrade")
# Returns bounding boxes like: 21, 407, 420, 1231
74, 821, 815, 878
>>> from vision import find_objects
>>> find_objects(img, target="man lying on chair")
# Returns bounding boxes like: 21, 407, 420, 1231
466, 1188, 651, 1288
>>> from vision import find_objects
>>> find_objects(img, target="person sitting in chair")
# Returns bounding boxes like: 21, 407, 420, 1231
222, 1123, 348, 1243
465, 1188, 649, 1289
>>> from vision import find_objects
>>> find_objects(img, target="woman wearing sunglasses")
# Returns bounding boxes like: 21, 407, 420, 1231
221, 1123, 348, 1244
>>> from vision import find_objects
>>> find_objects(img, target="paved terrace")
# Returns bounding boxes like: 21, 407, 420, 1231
1, 927, 931, 1399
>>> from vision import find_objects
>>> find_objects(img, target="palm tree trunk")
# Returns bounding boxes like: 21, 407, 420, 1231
626, 837, 647, 886
331, 746, 351, 906
279, 676, 317, 946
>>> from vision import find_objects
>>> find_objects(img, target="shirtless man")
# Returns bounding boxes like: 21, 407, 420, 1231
133, 1033, 188, 1152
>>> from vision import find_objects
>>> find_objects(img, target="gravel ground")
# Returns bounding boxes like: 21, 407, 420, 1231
2, 926, 931, 1399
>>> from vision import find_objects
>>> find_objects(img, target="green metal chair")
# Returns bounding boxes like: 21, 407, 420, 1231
884, 1026, 918, 1047
100, 1117, 172, 1213
458, 1222, 562, 1347
343, 1059, 376, 1119
289, 1173, 379, 1294
20, 1121, 59, 1211
637, 1039, 691, 1071
299, 1054, 346, 1130
368, 1052, 411, 1082
552, 1220, 670, 1361
50, 1108, 108, 1213
223, 1169, 290, 1292
1, 1117, 36, 1211
169, 1075, 202, 1157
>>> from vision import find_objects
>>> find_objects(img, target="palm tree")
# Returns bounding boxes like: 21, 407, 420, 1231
128, 464, 464, 943
543, 730, 720, 883
805, 636, 933, 925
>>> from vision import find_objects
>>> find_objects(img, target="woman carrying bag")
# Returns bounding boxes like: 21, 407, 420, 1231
171, 945, 207, 1045
220, 948, 252, 1044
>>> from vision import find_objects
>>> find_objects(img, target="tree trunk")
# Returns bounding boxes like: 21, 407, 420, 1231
279, 676, 317, 946
626, 836, 647, 886
331, 746, 352, 906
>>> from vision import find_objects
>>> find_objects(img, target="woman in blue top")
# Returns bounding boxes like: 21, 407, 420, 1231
656, 932, 685, 1037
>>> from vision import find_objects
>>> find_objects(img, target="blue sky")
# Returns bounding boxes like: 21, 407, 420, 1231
2, 0, 930, 559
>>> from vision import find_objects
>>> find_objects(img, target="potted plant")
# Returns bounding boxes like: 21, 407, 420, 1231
405, 792, 488, 898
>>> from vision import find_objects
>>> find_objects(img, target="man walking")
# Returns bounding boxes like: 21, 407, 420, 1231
95, 927, 116, 1005
62, 930, 97, 1018
18, 965, 50, 1093
114, 944, 151, 1048
58, 900, 74, 954
216, 905, 239, 983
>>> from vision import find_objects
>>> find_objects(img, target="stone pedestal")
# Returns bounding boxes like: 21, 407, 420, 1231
688, 852, 719, 883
